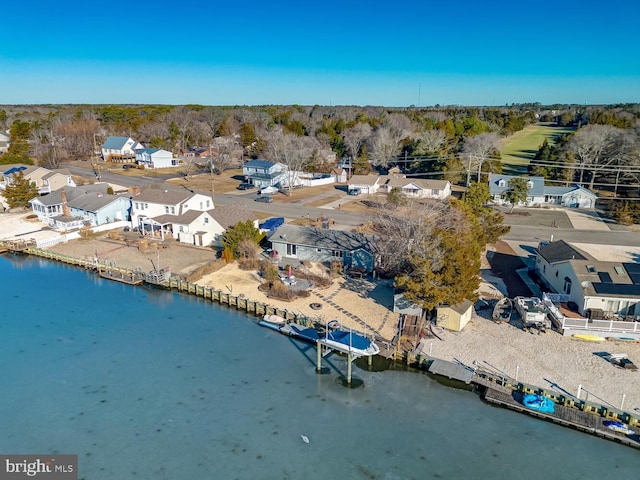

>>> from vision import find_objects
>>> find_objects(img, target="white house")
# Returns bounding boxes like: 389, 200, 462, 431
348, 174, 382, 195
101, 136, 144, 163
536, 240, 640, 319
0, 130, 9, 154
242, 160, 288, 188
131, 188, 214, 241
488, 173, 597, 208
135, 148, 176, 169
380, 175, 451, 200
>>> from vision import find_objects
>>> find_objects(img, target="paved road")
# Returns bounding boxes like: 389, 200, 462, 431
68, 165, 640, 243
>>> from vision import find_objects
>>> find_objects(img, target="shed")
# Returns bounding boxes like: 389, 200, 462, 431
437, 300, 474, 332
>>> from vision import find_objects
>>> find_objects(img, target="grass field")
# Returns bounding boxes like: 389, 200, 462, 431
500, 122, 575, 175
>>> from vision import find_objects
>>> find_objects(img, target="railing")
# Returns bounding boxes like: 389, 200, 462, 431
36, 232, 80, 248
562, 317, 640, 334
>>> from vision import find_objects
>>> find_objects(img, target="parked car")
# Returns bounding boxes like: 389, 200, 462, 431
237, 183, 255, 190
122, 164, 136, 169
348, 188, 361, 196
258, 186, 279, 195
255, 195, 274, 203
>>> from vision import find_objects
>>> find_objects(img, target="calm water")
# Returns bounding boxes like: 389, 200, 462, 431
0, 254, 638, 480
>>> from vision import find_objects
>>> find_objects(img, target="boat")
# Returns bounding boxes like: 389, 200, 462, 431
514, 297, 551, 329
572, 333, 606, 343
492, 297, 513, 323
258, 314, 288, 332
280, 321, 379, 358
603, 420, 635, 435
522, 394, 555, 413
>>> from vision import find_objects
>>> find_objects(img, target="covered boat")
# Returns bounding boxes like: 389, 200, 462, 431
522, 394, 555, 413
603, 420, 635, 435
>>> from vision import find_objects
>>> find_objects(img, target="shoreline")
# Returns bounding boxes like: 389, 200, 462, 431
2, 212, 640, 417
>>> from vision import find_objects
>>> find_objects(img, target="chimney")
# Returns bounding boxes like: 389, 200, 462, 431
132, 185, 141, 196
61, 189, 71, 217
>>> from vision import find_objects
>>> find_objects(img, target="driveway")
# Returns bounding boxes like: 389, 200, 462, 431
564, 209, 610, 231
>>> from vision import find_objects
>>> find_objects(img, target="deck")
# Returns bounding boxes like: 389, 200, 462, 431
483, 387, 640, 449
98, 269, 143, 286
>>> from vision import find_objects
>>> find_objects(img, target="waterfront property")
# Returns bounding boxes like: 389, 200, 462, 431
268, 224, 377, 272
536, 240, 640, 321
0, 164, 76, 195
29, 184, 131, 229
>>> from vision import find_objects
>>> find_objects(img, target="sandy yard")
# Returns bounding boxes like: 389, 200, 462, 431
2, 212, 640, 413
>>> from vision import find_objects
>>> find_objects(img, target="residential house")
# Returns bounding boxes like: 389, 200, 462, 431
242, 160, 288, 188
30, 184, 130, 229
536, 240, 640, 319
0, 130, 9, 154
268, 224, 377, 272
135, 148, 176, 169
348, 174, 382, 195
209, 203, 259, 247
0, 164, 75, 194
101, 136, 144, 163
131, 188, 215, 242
488, 173, 597, 208
380, 174, 451, 200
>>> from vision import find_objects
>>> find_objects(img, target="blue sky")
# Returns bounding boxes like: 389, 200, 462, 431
1, 0, 638, 106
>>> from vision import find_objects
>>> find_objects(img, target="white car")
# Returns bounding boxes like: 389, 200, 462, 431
258, 186, 279, 195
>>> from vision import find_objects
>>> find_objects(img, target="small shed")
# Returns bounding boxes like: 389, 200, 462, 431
437, 300, 474, 332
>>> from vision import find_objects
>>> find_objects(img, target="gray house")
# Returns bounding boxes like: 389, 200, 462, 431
268, 224, 377, 272
242, 160, 287, 188
488, 173, 597, 208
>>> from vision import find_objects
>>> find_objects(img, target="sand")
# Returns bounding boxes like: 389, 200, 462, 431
2, 212, 640, 413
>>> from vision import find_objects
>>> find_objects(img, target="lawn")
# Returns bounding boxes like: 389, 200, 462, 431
500, 123, 575, 175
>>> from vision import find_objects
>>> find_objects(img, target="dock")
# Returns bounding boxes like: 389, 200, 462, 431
428, 359, 474, 384
482, 385, 640, 449
98, 269, 144, 286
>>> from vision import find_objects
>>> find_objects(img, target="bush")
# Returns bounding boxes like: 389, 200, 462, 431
185, 259, 226, 282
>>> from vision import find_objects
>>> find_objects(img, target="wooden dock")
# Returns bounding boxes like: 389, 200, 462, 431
483, 387, 640, 449
98, 269, 143, 286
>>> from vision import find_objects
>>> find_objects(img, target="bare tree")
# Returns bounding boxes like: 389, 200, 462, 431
412, 128, 446, 155
342, 123, 372, 175
368, 114, 414, 168
461, 132, 501, 186
264, 126, 316, 196
568, 124, 633, 190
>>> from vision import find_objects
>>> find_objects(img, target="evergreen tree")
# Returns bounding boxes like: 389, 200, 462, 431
221, 220, 264, 258
3, 171, 39, 208
504, 177, 529, 212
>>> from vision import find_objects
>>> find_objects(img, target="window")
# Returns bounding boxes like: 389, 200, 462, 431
204, 217, 209, 224
526, 181, 534, 189
170, 206, 175, 214
179, 226, 184, 232
498, 180, 505, 187
563, 277, 572, 294
206, 200, 210, 208
586, 265, 597, 273
614, 266, 625, 275
332, 250, 342, 258
316, 248, 322, 253
165, 206, 170, 213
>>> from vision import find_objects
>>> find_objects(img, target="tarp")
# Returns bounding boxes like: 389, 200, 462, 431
259, 217, 284, 231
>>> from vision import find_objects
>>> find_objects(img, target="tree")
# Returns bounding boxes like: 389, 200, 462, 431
3, 171, 39, 208
221, 220, 263, 258
386, 187, 408, 208
412, 128, 446, 155
462, 181, 491, 214
367, 114, 414, 167
461, 132, 501, 186
342, 123, 372, 175
1, 120, 32, 165
568, 124, 633, 190
264, 126, 317, 196
504, 177, 529, 212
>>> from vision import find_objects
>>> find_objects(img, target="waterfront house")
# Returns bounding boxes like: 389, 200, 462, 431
268, 224, 377, 272
131, 187, 215, 242
536, 240, 640, 319
30, 184, 130, 229
208, 203, 258, 248
242, 160, 288, 189
101, 136, 144, 163
488, 173, 597, 208
135, 148, 177, 169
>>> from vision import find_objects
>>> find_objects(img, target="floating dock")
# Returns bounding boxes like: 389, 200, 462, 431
98, 269, 143, 286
